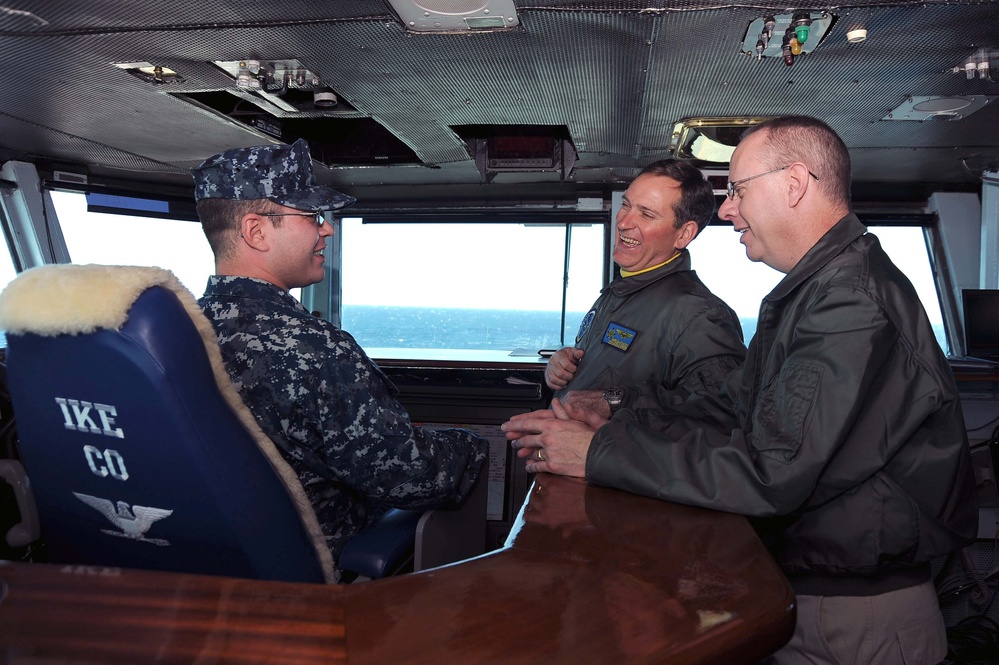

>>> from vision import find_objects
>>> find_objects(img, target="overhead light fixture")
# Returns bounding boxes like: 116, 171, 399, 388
951, 48, 996, 81
741, 12, 833, 64
846, 28, 868, 43
211, 59, 350, 115
313, 85, 338, 108
114, 61, 184, 85
235, 61, 262, 90
882, 96, 995, 121
215, 59, 311, 95
670, 117, 770, 163
387, 0, 519, 33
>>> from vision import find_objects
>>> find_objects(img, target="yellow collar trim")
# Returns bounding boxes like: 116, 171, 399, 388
619, 251, 681, 278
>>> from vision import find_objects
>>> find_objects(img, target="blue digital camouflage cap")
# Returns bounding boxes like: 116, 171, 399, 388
190, 138, 356, 211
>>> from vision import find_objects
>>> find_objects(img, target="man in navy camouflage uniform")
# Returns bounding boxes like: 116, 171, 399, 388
191, 139, 487, 579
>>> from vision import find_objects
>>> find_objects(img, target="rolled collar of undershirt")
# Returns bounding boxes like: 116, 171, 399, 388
619, 251, 681, 278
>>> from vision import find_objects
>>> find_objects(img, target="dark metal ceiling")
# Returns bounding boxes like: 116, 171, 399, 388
1, 0, 997, 206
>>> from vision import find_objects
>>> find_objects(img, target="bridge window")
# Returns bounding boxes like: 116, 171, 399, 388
0, 231, 16, 295
339, 216, 605, 356
52, 191, 215, 297
0, 228, 16, 345
690, 224, 947, 352
44, 192, 946, 356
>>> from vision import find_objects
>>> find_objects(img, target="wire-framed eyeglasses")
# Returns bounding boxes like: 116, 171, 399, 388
255, 211, 327, 227
726, 165, 819, 199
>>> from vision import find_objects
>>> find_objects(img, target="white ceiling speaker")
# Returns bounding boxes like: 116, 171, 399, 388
882, 96, 995, 122
387, 0, 519, 33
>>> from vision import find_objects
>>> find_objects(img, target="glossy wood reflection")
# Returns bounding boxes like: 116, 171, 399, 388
0, 475, 794, 664
342, 475, 795, 664
0, 564, 346, 664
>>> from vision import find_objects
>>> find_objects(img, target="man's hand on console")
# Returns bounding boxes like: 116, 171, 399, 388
502, 398, 595, 478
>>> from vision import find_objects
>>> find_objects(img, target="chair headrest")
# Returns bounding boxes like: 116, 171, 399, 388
0, 264, 186, 336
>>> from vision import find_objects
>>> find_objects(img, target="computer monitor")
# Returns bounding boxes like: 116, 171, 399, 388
962, 289, 999, 360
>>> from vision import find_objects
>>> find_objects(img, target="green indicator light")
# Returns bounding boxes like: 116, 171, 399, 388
795, 24, 810, 44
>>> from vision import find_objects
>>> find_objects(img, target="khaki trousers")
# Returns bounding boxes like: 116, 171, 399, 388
761, 580, 947, 665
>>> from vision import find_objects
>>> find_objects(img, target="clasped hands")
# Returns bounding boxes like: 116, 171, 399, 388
501, 395, 611, 478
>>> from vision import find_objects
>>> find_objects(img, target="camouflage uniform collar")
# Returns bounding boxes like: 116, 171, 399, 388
204, 275, 308, 313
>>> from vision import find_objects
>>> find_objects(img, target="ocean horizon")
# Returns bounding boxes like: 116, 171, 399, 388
343, 305, 949, 353
343, 305, 767, 351
0, 306, 948, 354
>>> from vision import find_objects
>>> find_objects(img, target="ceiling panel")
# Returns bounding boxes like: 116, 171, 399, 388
0, 0, 995, 203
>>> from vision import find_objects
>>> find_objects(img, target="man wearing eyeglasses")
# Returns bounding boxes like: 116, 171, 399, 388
191, 139, 487, 581
504, 116, 977, 664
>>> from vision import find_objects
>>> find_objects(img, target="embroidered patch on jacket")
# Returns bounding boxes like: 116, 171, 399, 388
602, 322, 637, 351
575, 309, 596, 344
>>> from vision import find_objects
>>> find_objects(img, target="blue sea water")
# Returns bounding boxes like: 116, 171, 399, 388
0, 307, 949, 353
343, 305, 949, 353
342, 306, 585, 351
343, 305, 759, 351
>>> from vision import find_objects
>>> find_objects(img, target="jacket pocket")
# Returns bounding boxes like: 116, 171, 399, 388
752, 362, 822, 462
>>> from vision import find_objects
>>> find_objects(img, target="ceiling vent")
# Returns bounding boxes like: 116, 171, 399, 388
174, 91, 421, 167
456, 126, 577, 183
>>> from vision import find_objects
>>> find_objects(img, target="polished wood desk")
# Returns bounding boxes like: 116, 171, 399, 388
0, 474, 795, 664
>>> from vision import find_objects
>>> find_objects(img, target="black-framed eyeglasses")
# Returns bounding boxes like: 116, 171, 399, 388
726, 165, 819, 199
255, 211, 327, 227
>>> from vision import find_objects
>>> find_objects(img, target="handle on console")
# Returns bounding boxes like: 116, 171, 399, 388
0, 460, 40, 548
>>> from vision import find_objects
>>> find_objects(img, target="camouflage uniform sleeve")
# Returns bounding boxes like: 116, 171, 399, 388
308, 332, 488, 510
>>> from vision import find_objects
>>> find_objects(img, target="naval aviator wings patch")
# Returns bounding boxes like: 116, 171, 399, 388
602, 321, 638, 352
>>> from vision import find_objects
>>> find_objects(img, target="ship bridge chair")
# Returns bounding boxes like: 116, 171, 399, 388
0, 264, 434, 583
